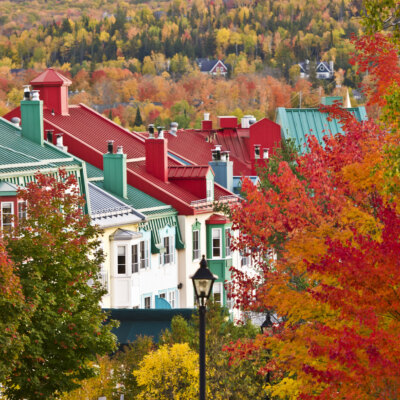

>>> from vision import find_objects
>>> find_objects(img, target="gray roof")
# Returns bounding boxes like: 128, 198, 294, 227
88, 182, 145, 228
197, 58, 226, 73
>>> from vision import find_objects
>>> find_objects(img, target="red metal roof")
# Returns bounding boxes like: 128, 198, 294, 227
3, 103, 236, 215
168, 165, 211, 179
145, 129, 253, 176
206, 213, 231, 225
30, 68, 72, 86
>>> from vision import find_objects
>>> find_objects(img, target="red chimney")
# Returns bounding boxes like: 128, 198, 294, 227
145, 125, 168, 182
30, 68, 71, 116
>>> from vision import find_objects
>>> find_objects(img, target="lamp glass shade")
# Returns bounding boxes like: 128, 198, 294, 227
193, 278, 214, 306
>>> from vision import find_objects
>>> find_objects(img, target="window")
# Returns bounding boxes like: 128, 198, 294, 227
225, 228, 231, 257
117, 246, 126, 274
163, 236, 174, 264
1, 202, 13, 232
241, 249, 251, 267
132, 244, 139, 273
213, 282, 223, 306
144, 296, 151, 309
263, 148, 269, 159
140, 240, 149, 269
212, 228, 221, 258
206, 178, 213, 202
225, 282, 234, 310
193, 230, 200, 260
168, 291, 176, 308
159, 292, 166, 299
18, 201, 27, 220
254, 145, 260, 159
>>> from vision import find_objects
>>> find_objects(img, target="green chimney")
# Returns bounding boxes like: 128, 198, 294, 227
20, 92, 44, 146
103, 144, 127, 199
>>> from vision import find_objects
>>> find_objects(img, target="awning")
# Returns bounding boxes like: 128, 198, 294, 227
139, 215, 185, 253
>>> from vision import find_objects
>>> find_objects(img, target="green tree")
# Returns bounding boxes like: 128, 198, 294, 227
3, 171, 117, 400
134, 107, 143, 128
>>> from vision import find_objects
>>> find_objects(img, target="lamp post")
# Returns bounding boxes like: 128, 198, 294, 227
191, 255, 217, 400
261, 311, 274, 334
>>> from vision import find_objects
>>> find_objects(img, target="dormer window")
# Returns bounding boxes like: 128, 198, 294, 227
254, 145, 260, 159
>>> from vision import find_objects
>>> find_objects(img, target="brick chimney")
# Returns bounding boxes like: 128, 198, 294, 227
103, 141, 127, 198
20, 89, 44, 146
30, 68, 72, 116
145, 125, 168, 183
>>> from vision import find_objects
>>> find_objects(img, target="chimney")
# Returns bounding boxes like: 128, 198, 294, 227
209, 147, 233, 192
20, 88, 44, 146
170, 122, 178, 136
46, 129, 54, 143
103, 142, 127, 198
202, 112, 213, 131
145, 124, 168, 182
55, 133, 68, 152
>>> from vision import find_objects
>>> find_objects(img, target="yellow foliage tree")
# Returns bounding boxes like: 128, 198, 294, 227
133, 343, 199, 400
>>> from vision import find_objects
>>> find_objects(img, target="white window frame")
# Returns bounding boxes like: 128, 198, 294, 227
212, 228, 222, 259
168, 290, 176, 308
225, 228, 231, 258
18, 200, 27, 221
1, 201, 14, 232
132, 244, 139, 273
213, 282, 223, 306
144, 296, 151, 309
193, 229, 200, 260
140, 240, 149, 269
117, 246, 127, 275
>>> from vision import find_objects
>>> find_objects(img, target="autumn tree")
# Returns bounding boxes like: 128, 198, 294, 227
0, 239, 25, 383
226, 33, 400, 399
3, 171, 117, 400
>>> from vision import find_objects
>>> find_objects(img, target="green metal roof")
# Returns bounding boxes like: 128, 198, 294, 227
104, 308, 195, 345
276, 106, 368, 153
87, 163, 175, 215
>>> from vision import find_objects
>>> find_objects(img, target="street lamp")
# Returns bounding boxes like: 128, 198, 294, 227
261, 311, 274, 334
191, 255, 217, 400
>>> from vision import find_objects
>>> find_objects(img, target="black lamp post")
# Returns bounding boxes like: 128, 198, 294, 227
191, 255, 217, 400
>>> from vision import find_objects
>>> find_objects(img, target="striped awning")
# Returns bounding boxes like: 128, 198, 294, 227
139, 214, 185, 253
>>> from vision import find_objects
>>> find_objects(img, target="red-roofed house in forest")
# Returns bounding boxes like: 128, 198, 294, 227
3, 68, 241, 310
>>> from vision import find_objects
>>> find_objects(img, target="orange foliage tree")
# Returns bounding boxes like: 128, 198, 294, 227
226, 33, 400, 399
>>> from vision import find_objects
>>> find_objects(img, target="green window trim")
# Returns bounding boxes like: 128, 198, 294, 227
192, 220, 201, 261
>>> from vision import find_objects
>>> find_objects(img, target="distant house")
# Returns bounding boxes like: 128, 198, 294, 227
298, 60, 334, 80
197, 59, 228, 76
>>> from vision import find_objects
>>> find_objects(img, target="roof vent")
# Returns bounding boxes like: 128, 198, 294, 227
10, 117, 21, 127
249, 117, 257, 126
204, 112, 210, 121
56, 133, 65, 150
117, 145, 123, 154
23, 85, 31, 100
31, 90, 40, 101
170, 122, 178, 136
157, 126, 164, 139
211, 144, 222, 160
107, 140, 114, 154
148, 124, 155, 138
46, 129, 54, 142
221, 151, 230, 162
